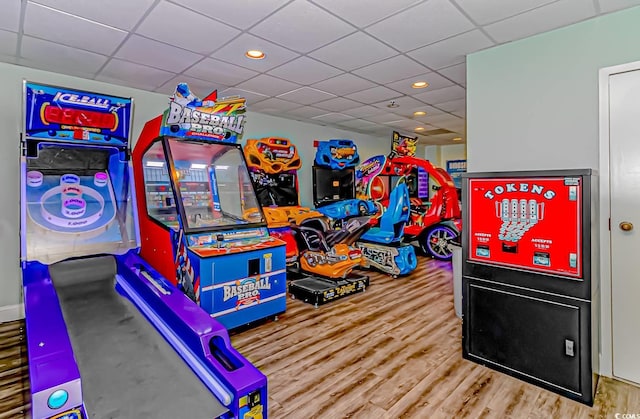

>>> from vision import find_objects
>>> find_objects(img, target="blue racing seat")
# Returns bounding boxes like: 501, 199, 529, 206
360, 182, 410, 244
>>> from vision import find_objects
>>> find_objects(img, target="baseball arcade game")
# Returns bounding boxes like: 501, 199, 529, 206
356, 131, 462, 261
462, 170, 598, 405
21, 82, 266, 419
133, 84, 287, 330
313, 140, 417, 277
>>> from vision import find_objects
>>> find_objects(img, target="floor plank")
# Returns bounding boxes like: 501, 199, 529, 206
231, 257, 640, 418
0, 320, 28, 419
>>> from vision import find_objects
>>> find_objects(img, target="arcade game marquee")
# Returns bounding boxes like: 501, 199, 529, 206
462, 170, 598, 405
133, 84, 287, 329
21, 82, 266, 418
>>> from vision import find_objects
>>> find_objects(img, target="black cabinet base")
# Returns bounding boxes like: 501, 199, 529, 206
288, 274, 369, 307
463, 278, 595, 406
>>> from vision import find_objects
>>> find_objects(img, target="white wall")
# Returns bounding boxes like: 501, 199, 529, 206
423, 144, 466, 168
466, 5, 640, 378
0, 61, 388, 314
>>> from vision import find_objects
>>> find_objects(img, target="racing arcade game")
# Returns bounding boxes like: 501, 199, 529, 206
21, 82, 265, 419
462, 170, 598, 405
133, 84, 287, 330
314, 140, 417, 277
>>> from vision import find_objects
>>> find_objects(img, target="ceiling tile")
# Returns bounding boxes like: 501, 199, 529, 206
335, 119, 380, 130
484, 0, 597, 44
453, 0, 557, 25
413, 85, 466, 105
371, 95, 425, 110
115, 35, 203, 73
385, 72, 454, 95
184, 58, 258, 86
251, 98, 301, 113
407, 30, 493, 70
345, 86, 401, 103
31, 0, 154, 30
309, 32, 397, 71
97, 59, 176, 91
310, 0, 421, 27
598, 0, 640, 12
24, 2, 127, 56
219, 87, 269, 105
268, 56, 343, 85
395, 104, 446, 119
363, 113, 406, 124
311, 112, 354, 123
20, 36, 108, 78
236, 74, 301, 96
310, 73, 377, 96
211, 33, 300, 72
387, 119, 432, 131
0, 0, 21, 32
353, 55, 429, 84
277, 87, 336, 105
435, 98, 466, 113
250, 1, 355, 53
421, 113, 464, 125
136, 1, 240, 55
171, 0, 290, 29
0, 29, 17, 56
313, 97, 363, 112
438, 63, 466, 86
366, 0, 474, 51
282, 106, 328, 118
341, 105, 388, 118
452, 110, 466, 118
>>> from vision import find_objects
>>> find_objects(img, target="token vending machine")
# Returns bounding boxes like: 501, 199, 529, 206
462, 169, 598, 405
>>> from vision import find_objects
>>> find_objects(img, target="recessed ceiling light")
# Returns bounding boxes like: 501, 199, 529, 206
245, 50, 265, 59
415, 127, 425, 131
413, 111, 427, 116
452, 137, 462, 141
412, 81, 429, 89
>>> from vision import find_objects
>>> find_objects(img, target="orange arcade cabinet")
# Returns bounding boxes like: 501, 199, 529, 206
132, 83, 287, 329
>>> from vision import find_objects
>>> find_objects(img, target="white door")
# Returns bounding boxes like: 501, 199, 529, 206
610, 68, 640, 385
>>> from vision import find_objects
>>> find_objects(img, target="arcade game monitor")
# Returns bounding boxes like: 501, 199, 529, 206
21, 82, 265, 419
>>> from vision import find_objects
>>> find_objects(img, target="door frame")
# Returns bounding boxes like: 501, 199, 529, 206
598, 59, 640, 378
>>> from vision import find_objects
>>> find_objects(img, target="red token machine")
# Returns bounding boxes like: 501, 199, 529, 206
132, 84, 287, 330
462, 169, 598, 405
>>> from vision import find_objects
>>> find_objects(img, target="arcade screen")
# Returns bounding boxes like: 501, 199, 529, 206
143, 138, 265, 231
24, 143, 137, 264
251, 172, 298, 207
313, 166, 355, 206
467, 176, 583, 278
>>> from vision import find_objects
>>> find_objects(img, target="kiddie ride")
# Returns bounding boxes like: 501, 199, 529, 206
21, 82, 266, 419
244, 137, 370, 307
357, 152, 462, 260
313, 140, 417, 277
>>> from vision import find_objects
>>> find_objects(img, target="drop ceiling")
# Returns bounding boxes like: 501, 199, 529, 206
1, 0, 638, 145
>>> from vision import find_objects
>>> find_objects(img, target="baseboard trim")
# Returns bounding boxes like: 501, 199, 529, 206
0, 304, 25, 322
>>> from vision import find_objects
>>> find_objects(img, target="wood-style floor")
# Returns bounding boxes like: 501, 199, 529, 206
231, 257, 640, 419
0, 320, 29, 419
4, 257, 640, 418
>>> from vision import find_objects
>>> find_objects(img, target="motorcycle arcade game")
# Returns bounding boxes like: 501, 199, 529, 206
21, 82, 265, 419
357, 138, 462, 261
314, 140, 417, 277
462, 170, 598, 405
133, 85, 287, 332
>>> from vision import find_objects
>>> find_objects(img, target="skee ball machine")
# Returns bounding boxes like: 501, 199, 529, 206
21, 82, 266, 419
462, 169, 598, 405
133, 84, 287, 330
